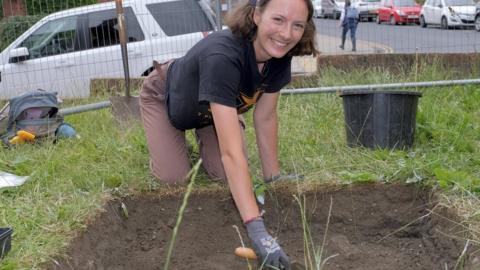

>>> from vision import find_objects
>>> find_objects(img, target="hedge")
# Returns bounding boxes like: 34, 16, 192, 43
0, 0, 100, 51
0, 15, 42, 51
25, 0, 97, 15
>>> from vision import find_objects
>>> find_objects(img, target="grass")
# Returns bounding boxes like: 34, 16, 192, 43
0, 63, 479, 269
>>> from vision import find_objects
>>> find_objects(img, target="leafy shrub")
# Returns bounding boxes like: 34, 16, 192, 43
0, 15, 42, 51
24, 0, 97, 15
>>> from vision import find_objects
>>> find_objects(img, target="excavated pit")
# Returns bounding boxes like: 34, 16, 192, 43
49, 183, 479, 270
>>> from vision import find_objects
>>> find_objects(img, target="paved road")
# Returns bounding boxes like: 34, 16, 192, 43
314, 18, 480, 53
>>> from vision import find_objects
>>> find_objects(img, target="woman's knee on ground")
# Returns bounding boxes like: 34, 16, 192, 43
150, 160, 190, 184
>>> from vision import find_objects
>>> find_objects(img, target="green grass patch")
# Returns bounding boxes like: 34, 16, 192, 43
0, 66, 479, 269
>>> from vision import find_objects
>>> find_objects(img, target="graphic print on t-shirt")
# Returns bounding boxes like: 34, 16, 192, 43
237, 88, 264, 114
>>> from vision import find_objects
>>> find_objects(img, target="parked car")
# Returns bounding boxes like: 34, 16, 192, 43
321, 0, 345, 19
377, 0, 421, 24
419, 0, 477, 29
0, 0, 216, 99
313, 0, 324, 18
352, 0, 382, 21
475, 5, 480, 31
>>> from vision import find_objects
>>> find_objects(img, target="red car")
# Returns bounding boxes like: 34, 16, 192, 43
376, 0, 422, 25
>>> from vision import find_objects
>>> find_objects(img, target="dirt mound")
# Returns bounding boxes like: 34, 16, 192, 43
48, 183, 479, 270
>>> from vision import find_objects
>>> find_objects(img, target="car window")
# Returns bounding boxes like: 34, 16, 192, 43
444, 0, 475, 6
393, 0, 416, 6
147, 0, 214, 36
19, 16, 78, 60
87, 7, 144, 49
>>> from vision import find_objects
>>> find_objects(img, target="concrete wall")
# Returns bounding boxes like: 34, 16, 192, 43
317, 53, 480, 76
90, 53, 480, 96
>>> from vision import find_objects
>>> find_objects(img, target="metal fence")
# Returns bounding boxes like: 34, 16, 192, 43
0, 0, 479, 99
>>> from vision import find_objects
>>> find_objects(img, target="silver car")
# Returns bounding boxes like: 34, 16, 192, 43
352, 0, 382, 21
321, 0, 346, 19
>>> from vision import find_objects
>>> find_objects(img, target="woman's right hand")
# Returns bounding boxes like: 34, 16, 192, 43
246, 218, 290, 270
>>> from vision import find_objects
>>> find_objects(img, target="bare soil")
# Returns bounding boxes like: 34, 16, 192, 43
48, 183, 479, 270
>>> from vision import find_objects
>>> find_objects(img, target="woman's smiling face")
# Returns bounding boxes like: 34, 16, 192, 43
252, 0, 309, 62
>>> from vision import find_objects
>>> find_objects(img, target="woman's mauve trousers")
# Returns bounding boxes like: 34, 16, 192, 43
139, 61, 247, 184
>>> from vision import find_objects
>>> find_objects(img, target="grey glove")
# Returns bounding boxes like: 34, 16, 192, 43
264, 173, 304, 184
246, 218, 290, 270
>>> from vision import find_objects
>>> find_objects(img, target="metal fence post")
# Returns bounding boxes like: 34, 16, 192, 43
215, 0, 222, 31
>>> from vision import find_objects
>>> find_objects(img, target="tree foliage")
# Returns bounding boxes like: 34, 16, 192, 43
0, 15, 42, 51
0, 0, 99, 50
0, 0, 4, 19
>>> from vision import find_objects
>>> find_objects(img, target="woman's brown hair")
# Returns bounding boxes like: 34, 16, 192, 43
224, 0, 319, 57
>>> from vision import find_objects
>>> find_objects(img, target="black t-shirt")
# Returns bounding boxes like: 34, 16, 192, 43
166, 30, 292, 131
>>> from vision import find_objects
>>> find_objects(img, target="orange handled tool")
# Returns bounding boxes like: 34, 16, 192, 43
9, 130, 35, 144
234, 247, 257, 260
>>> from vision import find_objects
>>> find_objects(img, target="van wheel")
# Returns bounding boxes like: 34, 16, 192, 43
390, 16, 397, 25
441, 16, 449, 29
420, 15, 427, 28
475, 15, 480, 32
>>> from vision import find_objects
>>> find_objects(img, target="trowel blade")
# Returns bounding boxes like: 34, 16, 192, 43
291, 261, 306, 270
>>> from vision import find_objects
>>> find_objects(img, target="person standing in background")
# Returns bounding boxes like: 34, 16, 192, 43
339, 0, 359, 51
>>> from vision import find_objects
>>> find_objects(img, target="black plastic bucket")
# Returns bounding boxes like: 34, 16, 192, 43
0, 227, 13, 259
339, 90, 422, 149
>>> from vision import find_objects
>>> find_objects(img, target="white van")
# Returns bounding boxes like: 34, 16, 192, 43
0, 0, 216, 99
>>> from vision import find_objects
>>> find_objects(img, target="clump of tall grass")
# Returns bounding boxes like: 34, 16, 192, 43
164, 160, 201, 270
294, 194, 338, 270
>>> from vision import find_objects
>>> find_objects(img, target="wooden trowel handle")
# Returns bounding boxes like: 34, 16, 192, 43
234, 247, 257, 260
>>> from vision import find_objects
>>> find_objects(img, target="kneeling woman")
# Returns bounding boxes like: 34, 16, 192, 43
139, 0, 318, 268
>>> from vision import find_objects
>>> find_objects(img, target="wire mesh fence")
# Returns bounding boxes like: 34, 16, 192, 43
0, 0, 220, 98
0, 0, 479, 99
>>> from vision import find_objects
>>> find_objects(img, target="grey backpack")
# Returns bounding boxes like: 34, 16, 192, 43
0, 89, 64, 146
